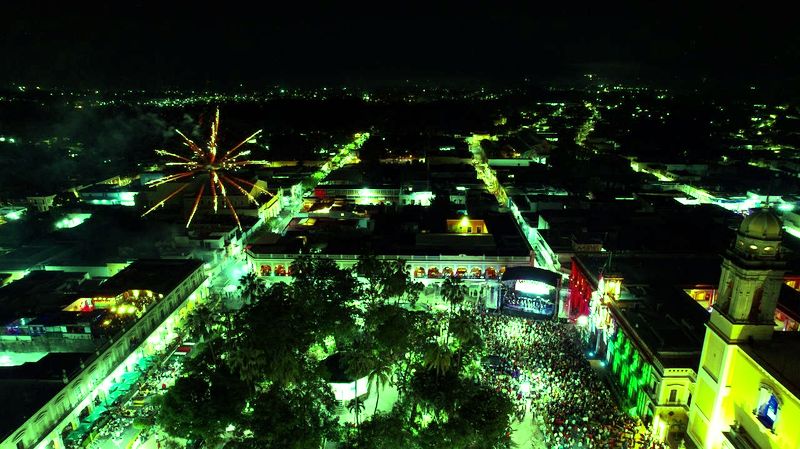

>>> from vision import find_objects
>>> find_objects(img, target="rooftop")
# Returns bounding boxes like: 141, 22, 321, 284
93, 259, 203, 297
0, 353, 87, 441
576, 253, 721, 289
0, 271, 88, 325
612, 287, 708, 370
251, 212, 529, 258
742, 332, 800, 399
536, 204, 737, 254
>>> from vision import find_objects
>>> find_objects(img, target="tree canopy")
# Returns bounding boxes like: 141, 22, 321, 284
157, 254, 512, 449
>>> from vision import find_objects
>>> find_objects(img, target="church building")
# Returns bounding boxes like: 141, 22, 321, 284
688, 209, 800, 449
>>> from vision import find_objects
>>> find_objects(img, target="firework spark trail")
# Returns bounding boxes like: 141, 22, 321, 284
230, 176, 272, 196
223, 195, 241, 230
209, 176, 218, 213
142, 183, 190, 217
220, 174, 260, 205
175, 130, 205, 157
186, 184, 206, 228
146, 171, 199, 187
219, 130, 262, 162
155, 150, 194, 163
142, 108, 269, 230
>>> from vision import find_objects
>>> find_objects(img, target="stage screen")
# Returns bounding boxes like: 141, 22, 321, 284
500, 278, 557, 319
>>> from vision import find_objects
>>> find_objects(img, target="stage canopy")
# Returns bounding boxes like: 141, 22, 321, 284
500, 266, 561, 286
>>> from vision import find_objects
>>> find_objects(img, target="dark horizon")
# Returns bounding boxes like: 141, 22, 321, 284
2, 2, 799, 92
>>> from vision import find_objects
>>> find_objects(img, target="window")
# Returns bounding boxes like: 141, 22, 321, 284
756, 385, 779, 431
669, 389, 678, 403
477, 226, 482, 233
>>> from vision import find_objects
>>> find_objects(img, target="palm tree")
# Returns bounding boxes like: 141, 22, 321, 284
423, 343, 453, 376
449, 312, 478, 347
343, 347, 376, 381
183, 304, 214, 342
226, 347, 267, 386
347, 396, 366, 427
441, 277, 467, 313
440, 277, 468, 346
238, 272, 265, 305
368, 362, 393, 415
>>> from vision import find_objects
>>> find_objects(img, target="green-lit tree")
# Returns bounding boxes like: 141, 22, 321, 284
157, 346, 249, 444
340, 411, 418, 449
368, 361, 393, 415
243, 380, 339, 449
183, 303, 216, 342
355, 255, 422, 306
238, 271, 265, 305
347, 396, 367, 427
422, 342, 453, 376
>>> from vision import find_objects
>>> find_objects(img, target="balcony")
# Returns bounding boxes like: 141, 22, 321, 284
723, 426, 760, 449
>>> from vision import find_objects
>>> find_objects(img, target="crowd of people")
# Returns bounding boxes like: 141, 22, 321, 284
500, 290, 553, 316
76, 347, 187, 449
476, 312, 670, 449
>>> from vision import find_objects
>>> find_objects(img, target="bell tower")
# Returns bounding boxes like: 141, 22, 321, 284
711, 208, 785, 341
688, 209, 786, 448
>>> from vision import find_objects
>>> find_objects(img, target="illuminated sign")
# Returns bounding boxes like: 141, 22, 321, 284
514, 280, 553, 296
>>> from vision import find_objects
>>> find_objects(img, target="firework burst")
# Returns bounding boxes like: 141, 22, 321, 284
142, 108, 271, 229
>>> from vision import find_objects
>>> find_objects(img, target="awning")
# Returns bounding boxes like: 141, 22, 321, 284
121, 370, 142, 384
65, 423, 92, 442
82, 405, 108, 424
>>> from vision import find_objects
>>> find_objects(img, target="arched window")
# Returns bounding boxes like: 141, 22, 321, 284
756, 385, 780, 430
749, 287, 764, 322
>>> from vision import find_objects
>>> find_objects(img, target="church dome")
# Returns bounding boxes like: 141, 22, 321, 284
738, 209, 783, 240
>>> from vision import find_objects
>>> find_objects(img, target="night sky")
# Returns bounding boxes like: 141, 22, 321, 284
2, 2, 798, 90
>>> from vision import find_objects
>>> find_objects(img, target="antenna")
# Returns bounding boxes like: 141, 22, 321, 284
765, 178, 778, 209
600, 251, 613, 277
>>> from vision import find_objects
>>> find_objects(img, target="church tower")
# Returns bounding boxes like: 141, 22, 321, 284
712, 208, 785, 341
688, 209, 786, 448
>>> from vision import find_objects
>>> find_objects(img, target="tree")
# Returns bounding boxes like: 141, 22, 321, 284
369, 362, 393, 415
183, 303, 216, 342
458, 385, 514, 448
347, 396, 366, 427
448, 311, 479, 348
157, 347, 249, 444
343, 345, 377, 381
355, 255, 423, 306
243, 380, 339, 449
422, 343, 453, 376
340, 412, 418, 449
441, 277, 467, 314
238, 271, 265, 305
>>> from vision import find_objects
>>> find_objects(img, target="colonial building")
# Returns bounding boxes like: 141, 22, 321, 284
0, 259, 207, 449
688, 209, 800, 449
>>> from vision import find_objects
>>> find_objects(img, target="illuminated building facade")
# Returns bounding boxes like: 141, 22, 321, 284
572, 254, 717, 445
247, 251, 522, 282
0, 260, 207, 449
688, 209, 800, 449
25, 196, 56, 213
248, 212, 531, 283
314, 186, 429, 206
567, 257, 593, 321
446, 217, 489, 234
605, 295, 705, 446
